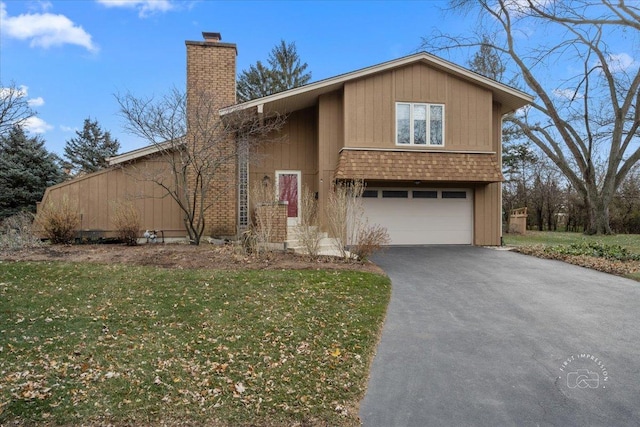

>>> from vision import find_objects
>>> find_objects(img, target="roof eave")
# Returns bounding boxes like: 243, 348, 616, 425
220, 52, 533, 116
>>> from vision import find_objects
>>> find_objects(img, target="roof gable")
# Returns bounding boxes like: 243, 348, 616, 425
221, 52, 533, 116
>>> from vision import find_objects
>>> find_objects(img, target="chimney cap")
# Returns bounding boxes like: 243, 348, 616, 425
202, 32, 221, 42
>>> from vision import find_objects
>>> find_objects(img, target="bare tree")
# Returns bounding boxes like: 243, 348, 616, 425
0, 82, 36, 136
424, 0, 640, 234
116, 88, 285, 245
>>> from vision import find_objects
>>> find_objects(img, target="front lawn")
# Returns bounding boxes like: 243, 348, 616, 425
0, 262, 390, 426
503, 231, 640, 281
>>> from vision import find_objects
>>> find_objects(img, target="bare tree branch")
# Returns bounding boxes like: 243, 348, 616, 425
116, 88, 286, 244
422, 0, 640, 234
0, 82, 36, 136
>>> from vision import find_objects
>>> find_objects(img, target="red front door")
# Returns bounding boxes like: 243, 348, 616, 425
277, 171, 300, 224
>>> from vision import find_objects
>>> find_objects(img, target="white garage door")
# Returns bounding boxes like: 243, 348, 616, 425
361, 188, 473, 245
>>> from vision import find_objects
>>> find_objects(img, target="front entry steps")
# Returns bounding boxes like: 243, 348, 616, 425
285, 226, 350, 258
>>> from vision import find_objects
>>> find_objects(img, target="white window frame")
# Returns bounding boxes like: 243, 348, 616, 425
395, 102, 445, 146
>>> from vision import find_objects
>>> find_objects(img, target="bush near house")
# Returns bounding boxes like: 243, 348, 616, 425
0, 212, 41, 251
35, 197, 80, 244
111, 201, 141, 246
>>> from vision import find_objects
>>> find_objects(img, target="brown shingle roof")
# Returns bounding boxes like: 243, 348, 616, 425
335, 150, 503, 182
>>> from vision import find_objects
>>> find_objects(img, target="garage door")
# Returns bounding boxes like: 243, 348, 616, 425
361, 188, 473, 245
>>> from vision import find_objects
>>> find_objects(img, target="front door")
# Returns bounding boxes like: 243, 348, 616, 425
276, 170, 301, 226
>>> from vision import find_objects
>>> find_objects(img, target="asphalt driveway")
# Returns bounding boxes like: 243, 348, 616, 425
360, 246, 640, 426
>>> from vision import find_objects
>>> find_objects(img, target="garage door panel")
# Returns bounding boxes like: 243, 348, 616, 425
361, 188, 473, 245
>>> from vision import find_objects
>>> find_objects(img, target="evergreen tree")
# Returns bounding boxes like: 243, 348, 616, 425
468, 38, 522, 145
64, 118, 120, 174
236, 61, 274, 102
237, 40, 311, 102
467, 36, 505, 81
0, 126, 64, 218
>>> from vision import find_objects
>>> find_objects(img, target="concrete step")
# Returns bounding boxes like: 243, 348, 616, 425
286, 236, 336, 249
287, 227, 327, 240
290, 243, 353, 258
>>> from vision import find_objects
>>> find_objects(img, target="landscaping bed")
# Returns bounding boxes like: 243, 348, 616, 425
504, 232, 640, 281
0, 243, 384, 274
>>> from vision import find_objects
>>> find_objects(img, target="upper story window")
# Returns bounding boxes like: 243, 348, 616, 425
396, 103, 444, 146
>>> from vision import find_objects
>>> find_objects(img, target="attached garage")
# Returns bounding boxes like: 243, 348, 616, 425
361, 188, 473, 245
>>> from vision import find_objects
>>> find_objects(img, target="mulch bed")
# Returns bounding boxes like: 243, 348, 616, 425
0, 243, 385, 275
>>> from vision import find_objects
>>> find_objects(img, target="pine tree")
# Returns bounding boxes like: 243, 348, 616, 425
237, 40, 311, 102
268, 40, 311, 93
236, 61, 275, 102
0, 126, 64, 218
64, 118, 120, 174
468, 36, 505, 81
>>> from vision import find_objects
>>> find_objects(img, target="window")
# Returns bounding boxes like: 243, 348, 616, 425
413, 190, 438, 199
382, 190, 409, 198
362, 190, 379, 198
396, 103, 444, 146
238, 144, 249, 229
442, 191, 467, 199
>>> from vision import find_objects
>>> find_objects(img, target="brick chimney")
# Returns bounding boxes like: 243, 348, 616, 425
185, 32, 238, 237
186, 32, 237, 107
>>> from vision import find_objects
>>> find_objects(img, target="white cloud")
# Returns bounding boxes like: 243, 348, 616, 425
96, 0, 174, 17
28, 1, 53, 12
0, 84, 45, 108
499, 0, 554, 17
23, 116, 53, 134
0, 84, 27, 100
605, 53, 636, 73
553, 88, 584, 101
27, 96, 45, 107
0, 1, 97, 52
60, 125, 77, 132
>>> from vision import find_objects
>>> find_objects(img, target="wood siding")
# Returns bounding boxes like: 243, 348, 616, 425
474, 182, 502, 245
343, 62, 494, 151
36, 157, 185, 238
249, 107, 319, 214
317, 91, 344, 230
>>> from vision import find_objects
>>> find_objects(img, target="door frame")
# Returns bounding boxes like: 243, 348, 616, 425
275, 170, 302, 226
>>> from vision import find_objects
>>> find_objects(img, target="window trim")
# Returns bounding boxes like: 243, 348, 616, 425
395, 102, 445, 147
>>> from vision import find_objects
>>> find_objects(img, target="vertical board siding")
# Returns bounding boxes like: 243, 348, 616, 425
318, 91, 345, 230
344, 62, 493, 151
36, 157, 186, 237
249, 107, 319, 215
474, 182, 501, 245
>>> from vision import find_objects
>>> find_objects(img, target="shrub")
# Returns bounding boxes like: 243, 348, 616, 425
36, 197, 80, 244
250, 180, 280, 258
544, 242, 640, 261
325, 180, 364, 259
296, 186, 322, 259
351, 222, 390, 262
111, 201, 141, 245
325, 180, 389, 262
0, 212, 41, 250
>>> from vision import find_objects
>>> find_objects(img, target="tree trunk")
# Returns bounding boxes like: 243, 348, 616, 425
585, 197, 612, 235
536, 207, 543, 231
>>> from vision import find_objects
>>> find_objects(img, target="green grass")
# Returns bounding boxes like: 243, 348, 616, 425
503, 231, 640, 253
0, 262, 391, 426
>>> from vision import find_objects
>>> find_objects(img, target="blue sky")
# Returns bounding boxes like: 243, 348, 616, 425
4, 0, 635, 160
1, 0, 471, 156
